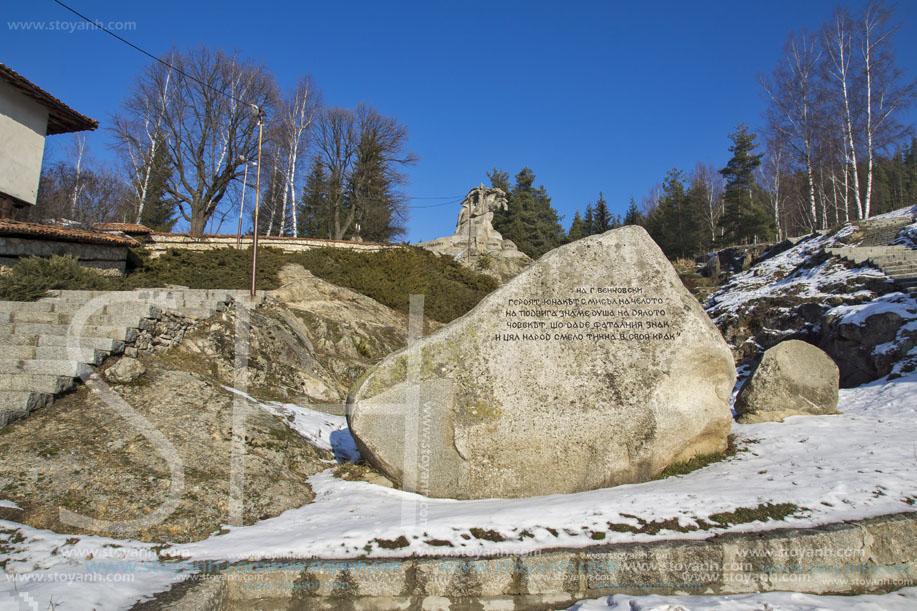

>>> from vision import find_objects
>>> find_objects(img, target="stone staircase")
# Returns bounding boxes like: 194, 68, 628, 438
0, 289, 261, 429
854, 216, 914, 246
826, 216, 917, 293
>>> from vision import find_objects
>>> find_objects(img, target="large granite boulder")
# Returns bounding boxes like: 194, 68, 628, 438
347, 225, 736, 499
735, 340, 839, 423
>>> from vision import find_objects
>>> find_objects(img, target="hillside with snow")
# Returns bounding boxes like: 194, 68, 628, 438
1, 210, 916, 610
706, 210, 917, 386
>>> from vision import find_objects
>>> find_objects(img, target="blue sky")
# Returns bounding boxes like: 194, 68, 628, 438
3, 0, 916, 242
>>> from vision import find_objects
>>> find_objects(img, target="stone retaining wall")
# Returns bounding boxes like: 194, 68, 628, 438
143, 233, 402, 258
0, 236, 128, 273
125, 309, 197, 358
156, 512, 917, 610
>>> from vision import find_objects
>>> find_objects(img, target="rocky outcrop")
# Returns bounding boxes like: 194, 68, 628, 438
735, 340, 839, 423
177, 265, 414, 411
417, 186, 531, 283
705, 229, 900, 382
348, 226, 736, 499
0, 271, 424, 541
819, 294, 917, 386
0, 358, 329, 543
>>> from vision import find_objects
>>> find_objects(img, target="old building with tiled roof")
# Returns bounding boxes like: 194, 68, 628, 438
0, 63, 97, 218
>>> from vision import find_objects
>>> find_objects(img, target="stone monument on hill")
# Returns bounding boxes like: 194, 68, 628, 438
416, 185, 531, 282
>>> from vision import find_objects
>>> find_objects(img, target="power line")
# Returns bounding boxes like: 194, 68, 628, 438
407, 198, 464, 209
50, 1, 465, 215
50, 0, 256, 109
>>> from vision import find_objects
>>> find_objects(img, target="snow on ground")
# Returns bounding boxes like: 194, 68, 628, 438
165, 372, 917, 562
2, 209, 916, 609
0, 524, 196, 610
3, 374, 916, 609
705, 224, 888, 324
224, 386, 360, 462
568, 588, 917, 611
872, 204, 917, 219
893, 219, 917, 249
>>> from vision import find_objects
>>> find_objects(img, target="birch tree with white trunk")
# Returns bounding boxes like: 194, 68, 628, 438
761, 30, 823, 230
859, 0, 915, 218
823, 7, 864, 220
113, 46, 277, 234
275, 77, 319, 237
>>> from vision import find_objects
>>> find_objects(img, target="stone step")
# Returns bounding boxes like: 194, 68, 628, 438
0, 344, 37, 359
8, 310, 159, 327
43, 289, 117, 299
36, 334, 123, 353
885, 270, 917, 278
860, 231, 906, 246
0, 301, 55, 313
0, 331, 122, 354
0, 323, 138, 343
0, 359, 93, 378
0, 391, 53, 427
0, 344, 105, 364
162, 299, 226, 310
0, 301, 161, 317
0, 373, 75, 394
45, 302, 162, 316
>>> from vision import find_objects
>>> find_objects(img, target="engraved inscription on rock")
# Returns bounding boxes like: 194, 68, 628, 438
498, 287, 679, 343
348, 225, 736, 500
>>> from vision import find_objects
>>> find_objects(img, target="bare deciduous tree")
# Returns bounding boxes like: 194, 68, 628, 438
113, 46, 277, 234
276, 77, 320, 237
761, 30, 823, 230
859, 0, 915, 218
691, 162, 724, 243
310, 104, 416, 241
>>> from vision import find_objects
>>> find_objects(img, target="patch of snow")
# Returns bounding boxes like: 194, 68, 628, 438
569, 587, 917, 610
0, 524, 196, 610
168, 372, 917, 563
830, 292, 917, 327
892, 219, 917, 248
2, 373, 916, 609
871, 204, 917, 219
705, 227, 887, 324
223, 386, 360, 462
0, 500, 21, 510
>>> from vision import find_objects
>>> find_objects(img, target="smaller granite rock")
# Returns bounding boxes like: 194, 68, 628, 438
703, 254, 721, 279
105, 357, 146, 384
735, 340, 839, 423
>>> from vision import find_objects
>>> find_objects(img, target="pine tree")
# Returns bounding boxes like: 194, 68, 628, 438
623, 197, 643, 226
591, 192, 613, 233
567, 210, 588, 242
645, 169, 708, 259
718, 124, 773, 245
298, 159, 330, 238
137, 137, 177, 231
346, 129, 406, 242
583, 204, 595, 235
489, 167, 565, 259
